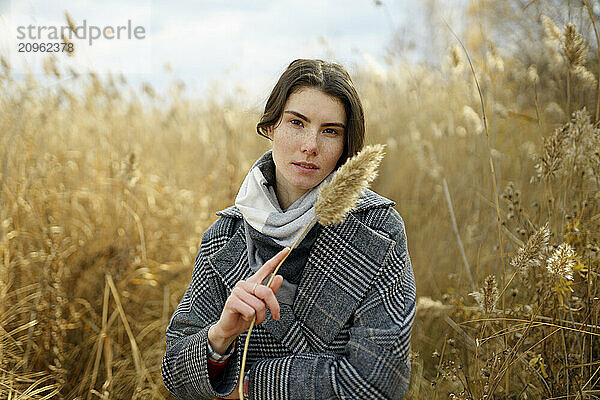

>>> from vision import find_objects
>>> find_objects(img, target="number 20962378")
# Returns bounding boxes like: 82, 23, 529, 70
18, 42, 73, 53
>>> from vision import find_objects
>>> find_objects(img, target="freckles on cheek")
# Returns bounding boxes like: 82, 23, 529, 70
277, 137, 297, 152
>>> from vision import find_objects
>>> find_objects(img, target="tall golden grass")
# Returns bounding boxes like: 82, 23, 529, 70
1, 3, 599, 399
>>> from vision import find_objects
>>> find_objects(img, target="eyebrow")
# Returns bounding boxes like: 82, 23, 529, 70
284, 110, 346, 129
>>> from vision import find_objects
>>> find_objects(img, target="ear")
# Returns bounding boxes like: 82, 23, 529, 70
266, 125, 274, 140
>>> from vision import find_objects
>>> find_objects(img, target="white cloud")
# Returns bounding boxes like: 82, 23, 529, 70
0, 0, 437, 103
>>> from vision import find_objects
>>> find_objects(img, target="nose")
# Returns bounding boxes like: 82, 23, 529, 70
300, 130, 318, 155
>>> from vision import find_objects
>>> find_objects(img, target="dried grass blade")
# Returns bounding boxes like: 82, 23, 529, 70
106, 274, 147, 387
88, 277, 110, 398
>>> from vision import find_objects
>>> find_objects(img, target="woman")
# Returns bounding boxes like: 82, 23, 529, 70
161, 59, 416, 399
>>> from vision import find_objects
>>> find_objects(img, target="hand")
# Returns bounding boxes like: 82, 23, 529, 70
208, 247, 289, 354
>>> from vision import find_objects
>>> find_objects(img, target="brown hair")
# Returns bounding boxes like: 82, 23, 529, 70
256, 59, 365, 169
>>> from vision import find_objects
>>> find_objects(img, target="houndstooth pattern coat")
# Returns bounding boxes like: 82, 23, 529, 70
161, 189, 416, 400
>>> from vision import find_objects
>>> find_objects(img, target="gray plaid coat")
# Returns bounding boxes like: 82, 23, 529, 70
162, 189, 416, 399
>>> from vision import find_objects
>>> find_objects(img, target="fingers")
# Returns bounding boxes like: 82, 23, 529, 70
225, 294, 256, 322
249, 247, 290, 285
231, 280, 281, 321
234, 284, 266, 314
229, 293, 267, 324
252, 283, 280, 320
269, 274, 284, 295
255, 307, 267, 324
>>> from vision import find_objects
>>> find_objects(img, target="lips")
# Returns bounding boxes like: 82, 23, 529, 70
293, 162, 319, 169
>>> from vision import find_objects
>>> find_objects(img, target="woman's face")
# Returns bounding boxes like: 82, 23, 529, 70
267, 86, 346, 209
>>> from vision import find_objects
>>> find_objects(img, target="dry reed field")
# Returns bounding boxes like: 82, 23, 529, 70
1, 1, 600, 399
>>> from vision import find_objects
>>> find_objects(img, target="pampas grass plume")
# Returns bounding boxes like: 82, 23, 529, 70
470, 275, 499, 314
510, 221, 550, 274
315, 144, 386, 225
547, 242, 576, 281
65, 11, 77, 37
563, 23, 586, 69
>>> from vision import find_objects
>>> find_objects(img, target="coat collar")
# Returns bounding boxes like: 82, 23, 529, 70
208, 189, 397, 353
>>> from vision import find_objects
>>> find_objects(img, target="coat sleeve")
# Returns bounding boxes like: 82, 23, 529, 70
161, 224, 243, 400
247, 207, 416, 400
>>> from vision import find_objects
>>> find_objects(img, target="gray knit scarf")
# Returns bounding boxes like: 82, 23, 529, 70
234, 150, 331, 305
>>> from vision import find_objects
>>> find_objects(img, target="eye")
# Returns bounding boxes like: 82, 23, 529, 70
324, 128, 340, 135
290, 119, 304, 127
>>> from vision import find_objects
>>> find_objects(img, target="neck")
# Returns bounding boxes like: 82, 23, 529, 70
275, 180, 307, 211
272, 160, 309, 211
275, 183, 306, 211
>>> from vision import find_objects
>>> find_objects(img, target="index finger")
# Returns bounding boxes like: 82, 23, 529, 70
248, 247, 290, 285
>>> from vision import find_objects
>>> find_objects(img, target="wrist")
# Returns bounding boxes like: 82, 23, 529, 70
208, 323, 236, 354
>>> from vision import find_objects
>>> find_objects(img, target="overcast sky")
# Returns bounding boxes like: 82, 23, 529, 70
0, 0, 464, 104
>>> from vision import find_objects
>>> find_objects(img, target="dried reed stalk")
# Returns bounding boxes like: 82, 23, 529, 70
445, 20, 509, 394
88, 278, 110, 399
238, 144, 386, 398
443, 177, 475, 293
106, 274, 157, 393
581, 0, 600, 121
